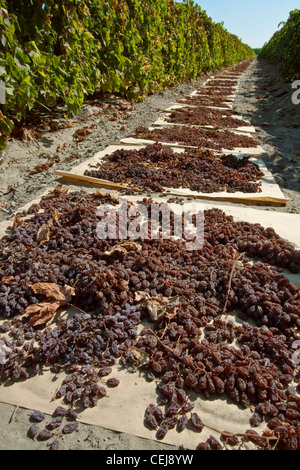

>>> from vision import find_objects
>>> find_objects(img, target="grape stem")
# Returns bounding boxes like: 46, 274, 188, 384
222, 252, 245, 315
201, 420, 280, 450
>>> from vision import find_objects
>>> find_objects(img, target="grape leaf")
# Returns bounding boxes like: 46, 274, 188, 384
30, 282, 67, 302
135, 292, 180, 322
26, 301, 63, 327
25, 283, 76, 327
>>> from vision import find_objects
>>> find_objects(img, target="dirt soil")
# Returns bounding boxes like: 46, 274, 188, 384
233, 59, 300, 214
0, 58, 299, 450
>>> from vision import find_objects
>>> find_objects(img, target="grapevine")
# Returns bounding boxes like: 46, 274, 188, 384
259, 9, 300, 81
0, 0, 255, 150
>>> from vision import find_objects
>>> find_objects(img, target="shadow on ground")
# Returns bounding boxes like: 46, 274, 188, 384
234, 58, 300, 197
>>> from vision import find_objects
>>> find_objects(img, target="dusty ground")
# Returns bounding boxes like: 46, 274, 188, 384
0, 58, 299, 451
233, 59, 300, 214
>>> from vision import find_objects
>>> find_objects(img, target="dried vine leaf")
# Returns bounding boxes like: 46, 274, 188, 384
116, 241, 142, 251
13, 216, 23, 229
73, 127, 93, 142
93, 189, 106, 198
43, 185, 69, 200
135, 292, 180, 322
26, 283, 75, 327
51, 209, 61, 221
61, 285, 76, 303
128, 346, 149, 369
26, 301, 63, 328
30, 283, 67, 302
107, 191, 121, 202
30, 163, 52, 175
1, 276, 14, 285
36, 219, 53, 245
104, 241, 142, 257
93, 189, 120, 202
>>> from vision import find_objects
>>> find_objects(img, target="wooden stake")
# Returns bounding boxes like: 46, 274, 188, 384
55, 170, 143, 192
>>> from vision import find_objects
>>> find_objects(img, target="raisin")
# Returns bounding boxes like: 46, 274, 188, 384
62, 422, 78, 435
106, 378, 120, 387
28, 423, 39, 439
50, 439, 60, 451
190, 412, 204, 432
38, 429, 53, 441
47, 417, 63, 431
207, 435, 222, 450
30, 410, 46, 423
177, 415, 188, 432
53, 406, 68, 417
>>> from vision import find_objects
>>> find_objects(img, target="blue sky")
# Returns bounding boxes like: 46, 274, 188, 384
188, 0, 299, 48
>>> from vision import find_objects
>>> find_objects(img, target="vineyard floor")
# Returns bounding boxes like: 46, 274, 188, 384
233, 59, 300, 214
0, 78, 206, 223
0, 58, 299, 451
1, 58, 300, 224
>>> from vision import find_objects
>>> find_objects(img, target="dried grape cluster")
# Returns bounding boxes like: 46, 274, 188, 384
182, 85, 236, 105
204, 85, 236, 94
131, 126, 260, 151
225, 60, 254, 74
0, 190, 299, 450
194, 88, 235, 99
178, 96, 232, 108
84, 143, 263, 193
205, 79, 239, 87
165, 106, 250, 129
